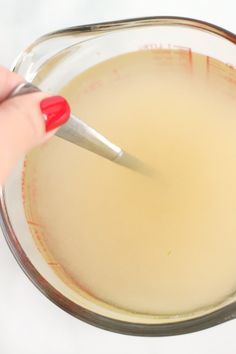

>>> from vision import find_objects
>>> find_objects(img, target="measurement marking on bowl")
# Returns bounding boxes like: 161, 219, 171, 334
26, 220, 44, 228
188, 48, 192, 69
47, 261, 59, 266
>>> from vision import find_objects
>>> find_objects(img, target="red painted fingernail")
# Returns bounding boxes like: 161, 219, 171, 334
40, 96, 70, 132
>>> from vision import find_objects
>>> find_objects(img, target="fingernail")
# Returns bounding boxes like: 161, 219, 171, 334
40, 96, 70, 132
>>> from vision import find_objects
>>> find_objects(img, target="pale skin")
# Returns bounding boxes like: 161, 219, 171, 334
0, 66, 57, 185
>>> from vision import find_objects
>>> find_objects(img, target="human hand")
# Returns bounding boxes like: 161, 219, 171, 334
0, 66, 70, 185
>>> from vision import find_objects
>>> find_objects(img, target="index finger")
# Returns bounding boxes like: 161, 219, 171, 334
0, 66, 23, 102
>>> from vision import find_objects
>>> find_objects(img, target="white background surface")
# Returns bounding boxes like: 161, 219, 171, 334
1, 0, 236, 353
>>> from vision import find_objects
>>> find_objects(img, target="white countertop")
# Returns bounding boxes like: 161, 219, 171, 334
1, 1, 236, 353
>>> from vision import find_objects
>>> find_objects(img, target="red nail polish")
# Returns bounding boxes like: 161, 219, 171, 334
40, 96, 70, 132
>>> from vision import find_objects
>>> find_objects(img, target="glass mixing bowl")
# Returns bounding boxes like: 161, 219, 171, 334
1, 17, 236, 336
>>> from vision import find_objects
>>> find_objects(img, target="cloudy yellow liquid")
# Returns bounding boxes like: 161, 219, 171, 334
23, 49, 236, 316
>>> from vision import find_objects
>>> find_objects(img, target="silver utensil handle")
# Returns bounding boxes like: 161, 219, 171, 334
9, 82, 123, 161
9, 82, 40, 96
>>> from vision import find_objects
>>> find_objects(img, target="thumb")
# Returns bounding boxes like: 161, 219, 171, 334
0, 93, 70, 184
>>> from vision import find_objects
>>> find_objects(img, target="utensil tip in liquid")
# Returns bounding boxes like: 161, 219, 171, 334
113, 151, 155, 177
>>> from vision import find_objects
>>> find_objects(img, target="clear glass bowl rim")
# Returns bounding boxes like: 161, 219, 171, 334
1, 16, 236, 336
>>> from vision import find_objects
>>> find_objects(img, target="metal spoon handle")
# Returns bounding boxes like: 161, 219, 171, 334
9, 82, 123, 161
